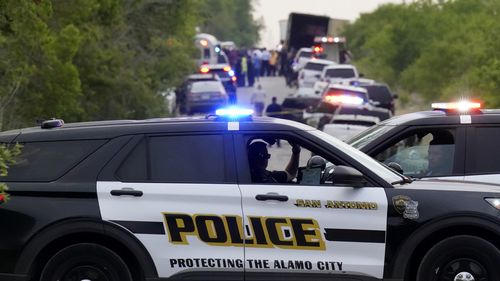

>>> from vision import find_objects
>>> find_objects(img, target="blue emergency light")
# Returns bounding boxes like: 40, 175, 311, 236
215, 107, 254, 119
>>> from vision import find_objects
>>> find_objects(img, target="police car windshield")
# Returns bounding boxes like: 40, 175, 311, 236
310, 130, 402, 184
347, 124, 395, 149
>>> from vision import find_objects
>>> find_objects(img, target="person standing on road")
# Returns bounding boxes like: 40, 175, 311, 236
247, 52, 255, 87
240, 52, 248, 87
265, 97, 283, 147
269, 50, 278, 76
251, 84, 266, 116
261, 48, 271, 76
266, 96, 282, 118
252, 51, 261, 82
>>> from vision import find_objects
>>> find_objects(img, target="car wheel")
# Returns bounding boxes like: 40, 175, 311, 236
416, 235, 500, 281
40, 243, 133, 281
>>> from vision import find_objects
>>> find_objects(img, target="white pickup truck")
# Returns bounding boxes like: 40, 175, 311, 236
312, 64, 360, 95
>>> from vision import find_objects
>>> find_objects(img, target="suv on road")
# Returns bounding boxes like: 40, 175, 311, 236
348, 102, 500, 184
358, 81, 398, 115
176, 73, 221, 114
0, 112, 498, 281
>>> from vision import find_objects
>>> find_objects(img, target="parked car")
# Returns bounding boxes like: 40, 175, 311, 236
176, 73, 221, 114
297, 59, 335, 88
185, 80, 228, 115
200, 64, 237, 103
348, 101, 500, 184
358, 81, 398, 115
313, 64, 360, 94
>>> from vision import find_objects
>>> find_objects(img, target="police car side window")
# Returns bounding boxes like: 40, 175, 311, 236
118, 135, 226, 183
469, 127, 500, 174
116, 138, 148, 181
374, 129, 456, 177
149, 135, 225, 183
3, 140, 106, 182
246, 136, 348, 186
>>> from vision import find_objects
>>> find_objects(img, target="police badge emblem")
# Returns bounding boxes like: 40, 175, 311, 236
392, 195, 419, 220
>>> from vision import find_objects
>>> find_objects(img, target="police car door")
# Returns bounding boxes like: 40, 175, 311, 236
234, 133, 388, 280
97, 134, 244, 280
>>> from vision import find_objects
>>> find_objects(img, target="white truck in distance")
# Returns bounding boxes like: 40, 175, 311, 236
313, 64, 360, 95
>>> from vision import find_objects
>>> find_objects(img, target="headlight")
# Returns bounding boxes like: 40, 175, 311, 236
485, 198, 500, 210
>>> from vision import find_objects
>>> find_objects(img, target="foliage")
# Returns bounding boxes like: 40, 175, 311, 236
0, 0, 199, 129
0, 0, 260, 130
0, 143, 22, 204
344, 0, 500, 106
197, 0, 262, 47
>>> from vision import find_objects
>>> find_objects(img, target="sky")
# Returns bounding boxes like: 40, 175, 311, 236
252, 0, 403, 49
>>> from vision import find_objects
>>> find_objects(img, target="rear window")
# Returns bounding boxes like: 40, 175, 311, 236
209, 69, 230, 79
362, 85, 393, 102
304, 62, 330, 71
191, 81, 224, 92
3, 140, 105, 182
325, 68, 356, 78
299, 51, 312, 58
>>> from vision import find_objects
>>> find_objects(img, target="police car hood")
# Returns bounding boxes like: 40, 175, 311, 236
404, 178, 500, 193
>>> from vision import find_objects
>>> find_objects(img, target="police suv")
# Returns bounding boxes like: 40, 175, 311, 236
0, 109, 499, 281
349, 101, 500, 184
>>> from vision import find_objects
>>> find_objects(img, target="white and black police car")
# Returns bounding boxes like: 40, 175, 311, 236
349, 100, 500, 184
0, 108, 499, 281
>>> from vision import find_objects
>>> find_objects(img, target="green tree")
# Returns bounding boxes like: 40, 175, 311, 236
197, 0, 261, 47
1, 0, 200, 129
0, 144, 22, 205
343, 0, 500, 106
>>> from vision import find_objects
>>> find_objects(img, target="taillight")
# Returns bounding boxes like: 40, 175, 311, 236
200, 65, 210, 73
223, 66, 231, 72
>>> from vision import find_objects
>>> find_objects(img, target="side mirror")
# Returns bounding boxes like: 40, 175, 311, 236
393, 94, 399, 99
314, 74, 321, 79
324, 165, 366, 187
387, 162, 404, 174
359, 73, 364, 78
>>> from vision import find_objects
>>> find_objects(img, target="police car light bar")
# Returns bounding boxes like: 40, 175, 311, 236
313, 36, 346, 44
431, 101, 481, 113
324, 95, 364, 106
215, 107, 254, 119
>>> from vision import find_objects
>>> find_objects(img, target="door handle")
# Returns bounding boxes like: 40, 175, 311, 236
110, 188, 143, 197
255, 193, 288, 202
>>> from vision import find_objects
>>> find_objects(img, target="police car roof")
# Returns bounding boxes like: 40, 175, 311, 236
3, 116, 315, 142
379, 109, 500, 126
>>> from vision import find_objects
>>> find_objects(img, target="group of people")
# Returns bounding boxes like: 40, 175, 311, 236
225, 41, 291, 88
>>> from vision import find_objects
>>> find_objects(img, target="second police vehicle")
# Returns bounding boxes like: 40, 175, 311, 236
0, 108, 498, 281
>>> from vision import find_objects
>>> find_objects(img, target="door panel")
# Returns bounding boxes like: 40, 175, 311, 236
97, 182, 244, 279
239, 184, 387, 279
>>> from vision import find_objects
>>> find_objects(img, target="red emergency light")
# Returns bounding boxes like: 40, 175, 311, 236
313, 45, 323, 54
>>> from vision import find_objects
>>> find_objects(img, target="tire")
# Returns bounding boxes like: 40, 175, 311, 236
40, 243, 133, 281
416, 235, 500, 281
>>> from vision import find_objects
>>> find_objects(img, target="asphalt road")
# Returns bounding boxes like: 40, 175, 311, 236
235, 75, 296, 110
